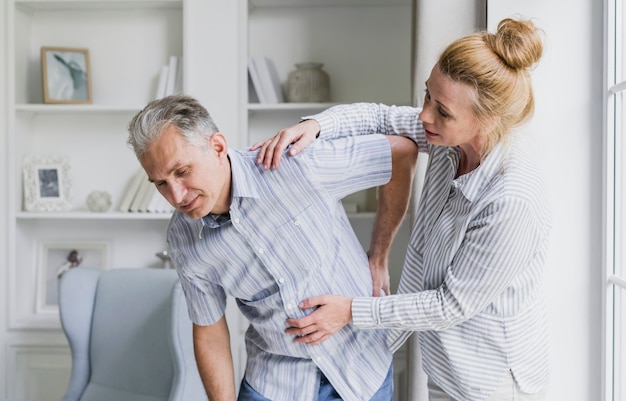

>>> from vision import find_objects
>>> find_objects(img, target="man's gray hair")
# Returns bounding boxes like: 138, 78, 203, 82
127, 95, 220, 157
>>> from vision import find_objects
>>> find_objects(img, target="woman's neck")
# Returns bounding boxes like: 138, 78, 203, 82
455, 147, 481, 178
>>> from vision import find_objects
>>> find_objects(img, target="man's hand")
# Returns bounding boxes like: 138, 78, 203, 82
285, 295, 353, 345
250, 119, 320, 170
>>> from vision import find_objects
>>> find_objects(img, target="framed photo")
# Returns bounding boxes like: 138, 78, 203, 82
41, 46, 92, 104
36, 241, 109, 314
23, 155, 73, 212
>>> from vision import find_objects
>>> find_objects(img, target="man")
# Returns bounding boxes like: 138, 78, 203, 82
126, 95, 417, 401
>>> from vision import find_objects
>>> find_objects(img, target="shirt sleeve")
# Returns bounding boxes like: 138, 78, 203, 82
303, 102, 428, 150
301, 134, 392, 200
167, 216, 228, 326
352, 195, 549, 331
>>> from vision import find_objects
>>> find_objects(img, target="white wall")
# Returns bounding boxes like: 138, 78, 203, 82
489, 1, 603, 400
0, 0, 7, 393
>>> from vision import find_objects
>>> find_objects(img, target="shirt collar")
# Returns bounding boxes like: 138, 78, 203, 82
449, 140, 508, 202
190, 150, 261, 238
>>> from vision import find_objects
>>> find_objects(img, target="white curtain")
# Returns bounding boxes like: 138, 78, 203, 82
407, 1, 487, 400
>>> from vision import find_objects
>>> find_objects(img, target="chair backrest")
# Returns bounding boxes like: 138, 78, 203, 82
58, 267, 205, 401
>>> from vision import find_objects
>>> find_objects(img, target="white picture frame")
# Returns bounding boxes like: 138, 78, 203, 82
23, 155, 73, 212
36, 241, 109, 314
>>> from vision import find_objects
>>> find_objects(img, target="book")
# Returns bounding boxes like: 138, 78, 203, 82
165, 55, 179, 96
147, 188, 172, 213
155, 64, 169, 99
118, 169, 147, 212
256, 56, 284, 103
130, 178, 153, 213
138, 185, 157, 213
174, 56, 183, 94
248, 72, 260, 103
248, 57, 268, 103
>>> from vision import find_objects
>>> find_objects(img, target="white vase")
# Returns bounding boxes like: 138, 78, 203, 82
286, 62, 330, 102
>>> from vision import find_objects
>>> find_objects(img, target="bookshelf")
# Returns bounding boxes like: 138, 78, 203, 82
1, 0, 412, 398
243, 0, 412, 213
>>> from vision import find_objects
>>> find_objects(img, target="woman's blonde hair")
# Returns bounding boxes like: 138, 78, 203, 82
438, 17, 543, 156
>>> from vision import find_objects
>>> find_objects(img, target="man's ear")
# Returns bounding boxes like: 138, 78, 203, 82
209, 132, 228, 156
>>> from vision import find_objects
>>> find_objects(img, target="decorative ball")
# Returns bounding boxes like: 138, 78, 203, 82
86, 190, 112, 212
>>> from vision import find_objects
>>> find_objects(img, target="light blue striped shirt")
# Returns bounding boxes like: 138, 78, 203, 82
309, 103, 552, 401
168, 135, 394, 401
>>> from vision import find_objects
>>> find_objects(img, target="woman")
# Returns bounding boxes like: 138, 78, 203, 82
254, 17, 550, 401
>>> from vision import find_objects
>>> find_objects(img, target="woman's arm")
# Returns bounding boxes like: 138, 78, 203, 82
252, 103, 423, 170
287, 195, 550, 343
369, 135, 418, 296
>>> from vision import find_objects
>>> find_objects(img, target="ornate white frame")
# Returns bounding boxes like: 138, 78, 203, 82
22, 155, 73, 212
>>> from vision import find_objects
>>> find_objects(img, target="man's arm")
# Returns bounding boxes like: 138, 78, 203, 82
368, 135, 418, 296
193, 317, 236, 401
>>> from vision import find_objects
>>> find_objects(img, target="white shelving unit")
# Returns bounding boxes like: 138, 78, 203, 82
3, 1, 185, 398
7, 0, 183, 332
1, 0, 413, 398
243, 0, 412, 213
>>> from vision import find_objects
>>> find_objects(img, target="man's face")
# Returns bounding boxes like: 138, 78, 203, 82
139, 125, 230, 220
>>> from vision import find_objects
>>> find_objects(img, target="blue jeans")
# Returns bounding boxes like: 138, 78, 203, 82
238, 365, 394, 401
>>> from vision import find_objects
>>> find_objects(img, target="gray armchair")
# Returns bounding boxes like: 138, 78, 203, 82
58, 267, 206, 401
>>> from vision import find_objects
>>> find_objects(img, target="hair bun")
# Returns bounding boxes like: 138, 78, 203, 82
491, 18, 543, 70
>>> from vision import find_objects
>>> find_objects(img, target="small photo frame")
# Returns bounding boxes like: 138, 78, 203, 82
37, 241, 109, 313
23, 155, 73, 212
41, 46, 92, 104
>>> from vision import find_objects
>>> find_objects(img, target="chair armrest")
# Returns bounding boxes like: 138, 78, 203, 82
58, 268, 102, 401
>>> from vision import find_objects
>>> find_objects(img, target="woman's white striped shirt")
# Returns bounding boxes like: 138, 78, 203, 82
309, 103, 552, 401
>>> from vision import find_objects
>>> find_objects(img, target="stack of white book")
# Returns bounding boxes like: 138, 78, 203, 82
116, 56, 184, 214
155, 55, 183, 99
248, 56, 284, 104
117, 169, 174, 214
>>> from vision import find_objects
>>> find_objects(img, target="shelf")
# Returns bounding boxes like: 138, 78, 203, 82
247, 102, 336, 111
248, 102, 411, 112
16, 211, 173, 220
15, 0, 182, 11
15, 104, 142, 116
250, 0, 410, 8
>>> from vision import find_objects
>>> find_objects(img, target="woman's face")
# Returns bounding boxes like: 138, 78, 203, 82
419, 65, 484, 153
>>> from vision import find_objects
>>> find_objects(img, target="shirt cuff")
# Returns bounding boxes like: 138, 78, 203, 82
351, 296, 381, 328
301, 112, 336, 139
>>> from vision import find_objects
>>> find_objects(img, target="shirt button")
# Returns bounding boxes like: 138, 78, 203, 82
278, 277, 285, 284
316, 356, 323, 362
233, 218, 240, 224
294, 220, 301, 226
258, 248, 264, 254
